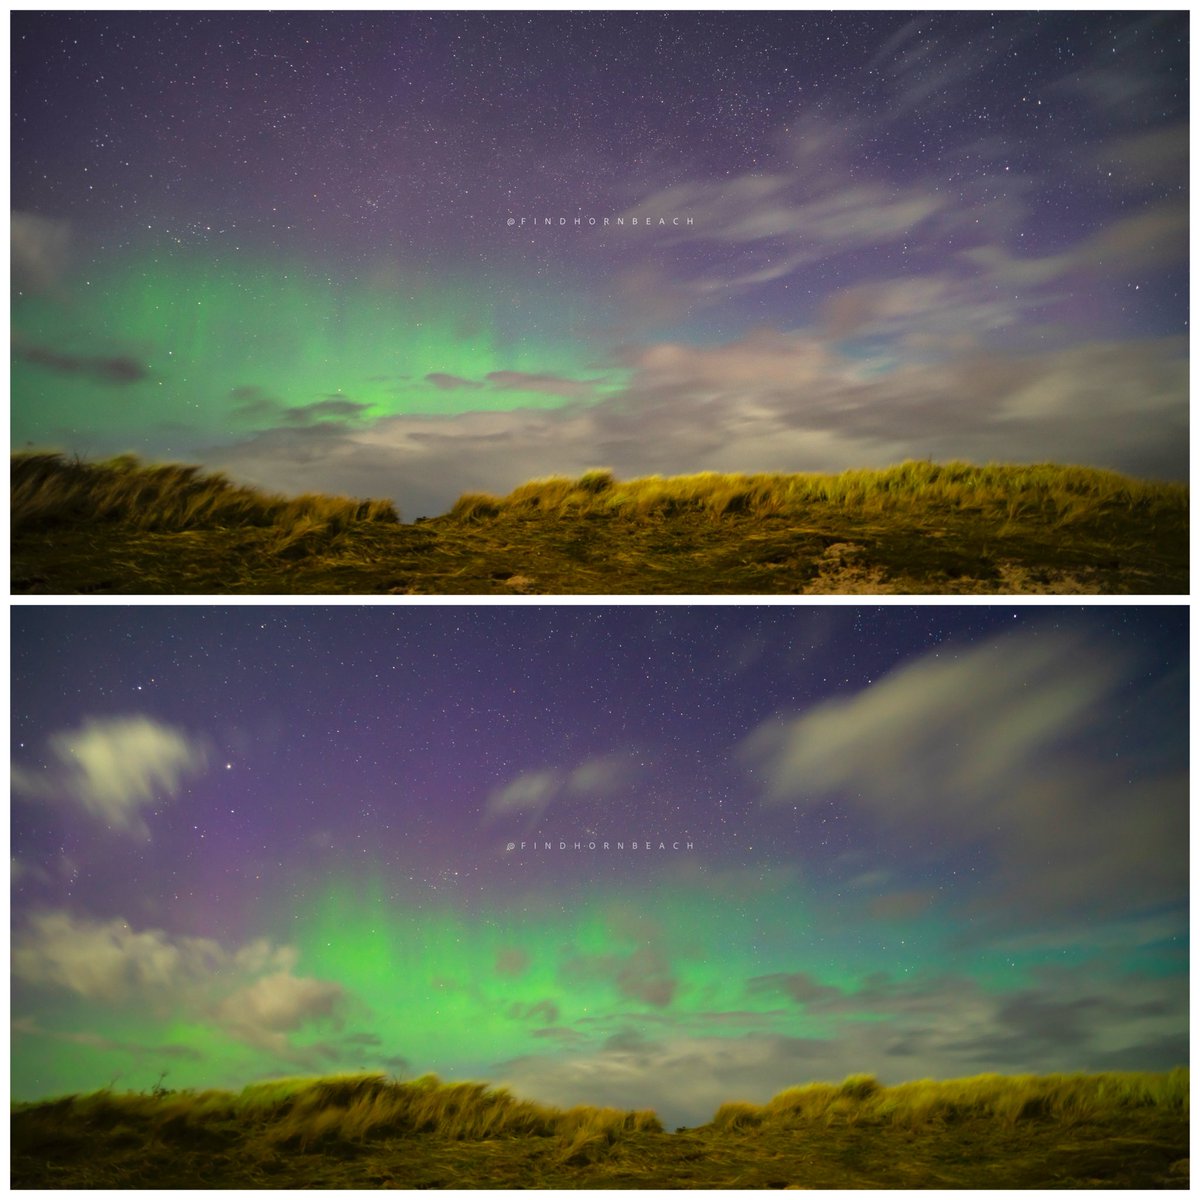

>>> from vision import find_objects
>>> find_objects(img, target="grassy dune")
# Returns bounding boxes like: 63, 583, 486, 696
11, 1070, 1189, 1188
11, 453, 1188, 594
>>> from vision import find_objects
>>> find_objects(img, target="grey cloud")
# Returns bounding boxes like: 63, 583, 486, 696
866, 890, 935, 922
958, 199, 1187, 290
343, 1031, 382, 1047
747, 972, 843, 1006
229, 386, 285, 421
11, 858, 53, 888
531, 1027, 588, 1044
426, 372, 484, 391
560, 944, 676, 1008
508, 999, 561, 1024
739, 630, 1187, 919
495, 947, 531, 977
283, 396, 370, 425
1079, 200, 1188, 275
231, 389, 370, 426
12, 211, 71, 293
629, 171, 943, 260
1095, 125, 1189, 192
13, 1015, 204, 1062
486, 370, 602, 400
16, 340, 148, 384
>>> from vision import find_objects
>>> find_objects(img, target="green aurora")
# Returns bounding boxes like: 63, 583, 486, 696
13, 249, 628, 453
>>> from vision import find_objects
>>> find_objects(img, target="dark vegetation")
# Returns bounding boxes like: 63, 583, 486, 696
11, 453, 1188, 594
11, 1069, 1189, 1188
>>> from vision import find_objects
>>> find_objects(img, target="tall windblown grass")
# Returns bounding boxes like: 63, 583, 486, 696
12, 1073, 664, 1158
448, 462, 1186, 524
712, 1069, 1189, 1132
11, 452, 399, 551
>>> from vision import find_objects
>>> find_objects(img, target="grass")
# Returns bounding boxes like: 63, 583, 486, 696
10, 1069, 1189, 1189
11, 453, 1188, 594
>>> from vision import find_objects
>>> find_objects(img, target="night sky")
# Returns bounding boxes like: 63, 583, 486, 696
10, 605, 1187, 1126
11, 11, 1188, 517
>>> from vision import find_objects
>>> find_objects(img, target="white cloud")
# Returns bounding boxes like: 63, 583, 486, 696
216, 972, 346, 1056
485, 754, 640, 829
12, 716, 208, 839
13, 910, 346, 1062
11, 910, 224, 1006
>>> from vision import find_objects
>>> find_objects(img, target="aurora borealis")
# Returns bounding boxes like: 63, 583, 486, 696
10, 606, 1187, 1127
11, 11, 1189, 517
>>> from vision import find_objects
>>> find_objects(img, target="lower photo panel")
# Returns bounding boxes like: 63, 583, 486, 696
10, 604, 1189, 1189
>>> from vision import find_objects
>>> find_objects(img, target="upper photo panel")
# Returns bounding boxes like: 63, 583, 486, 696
11, 11, 1188, 595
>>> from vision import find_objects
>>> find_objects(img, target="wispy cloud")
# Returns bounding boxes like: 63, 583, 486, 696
739, 630, 1187, 919
12, 716, 208, 840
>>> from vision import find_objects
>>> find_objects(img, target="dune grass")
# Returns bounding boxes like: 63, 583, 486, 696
448, 460, 1185, 525
11, 453, 1188, 594
11, 451, 399, 553
10, 1070, 1189, 1189
712, 1068, 1190, 1131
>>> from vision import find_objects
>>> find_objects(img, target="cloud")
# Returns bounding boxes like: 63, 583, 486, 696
12, 716, 208, 839
229, 385, 285, 421
495, 947, 531, 977
566, 753, 636, 796
231, 389, 371, 427
12, 910, 225, 1006
739, 630, 1187, 919
560, 944, 676, 1008
1095, 124, 1189, 192
485, 371, 602, 400
747, 972, 842, 1006
485, 754, 640, 827
494, 965, 1186, 1128
628, 172, 944, 260
15, 339, 148, 384
13, 1015, 204, 1062
205, 323, 1187, 520
866, 890, 935, 922
13, 909, 347, 1063
426, 372, 484, 391
215, 971, 346, 1056
11, 211, 70, 293
282, 395, 370, 425
11, 857, 52, 888
485, 768, 559, 823
1077, 200, 1189, 275
508, 999, 560, 1024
